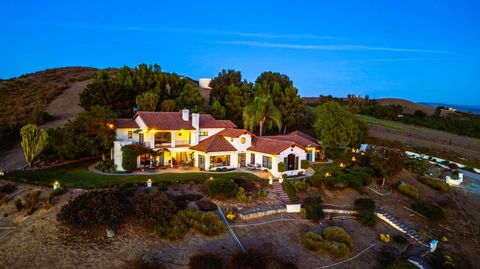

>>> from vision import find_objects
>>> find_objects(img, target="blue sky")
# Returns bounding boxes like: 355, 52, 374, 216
1, 1, 479, 105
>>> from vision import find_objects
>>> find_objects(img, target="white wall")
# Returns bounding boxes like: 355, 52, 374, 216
115, 128, 138, 141
198, 128, 224, 141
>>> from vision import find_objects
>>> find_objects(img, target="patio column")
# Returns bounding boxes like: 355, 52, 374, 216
171, 132, 176, 147
311, 149, 316, 162
150, 131, 155, 148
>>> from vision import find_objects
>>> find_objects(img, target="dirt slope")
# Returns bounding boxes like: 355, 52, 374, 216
376, 98, 436, 115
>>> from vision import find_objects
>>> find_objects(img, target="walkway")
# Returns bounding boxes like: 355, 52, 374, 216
271, 181, 292, 204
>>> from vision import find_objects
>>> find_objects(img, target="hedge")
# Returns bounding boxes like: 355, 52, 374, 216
301, 159, 309, 169
397, 183, 420, 200
418, 176, 449, 192
278, 162, 286, 172
121, 144, 152, 172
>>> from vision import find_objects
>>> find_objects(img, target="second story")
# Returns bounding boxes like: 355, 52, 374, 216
114, 109, 237, 149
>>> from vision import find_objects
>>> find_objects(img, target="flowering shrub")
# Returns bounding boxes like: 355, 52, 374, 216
380, 233, 391, 243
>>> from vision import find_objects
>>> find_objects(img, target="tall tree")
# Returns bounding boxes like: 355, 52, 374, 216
209, 69, 242, 104
254, 72, 303, 133
176, 83, 205, 112
136, 91, 160, 111
210, 99, 226, 119
224, 83, 252, 127
243, 95, 282, 136
20, 124, 48, 167
159, 99, 178, 112
313, 101, 365, 149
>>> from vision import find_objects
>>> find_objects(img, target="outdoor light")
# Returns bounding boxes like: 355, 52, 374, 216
147, 178, 152, 189
268, 176, 273, 185
107, 123, 114, 129
352, 156, 356, 162
352, 148, 356, 153
0, 170, 4, 177
325, 172, 331, 177
361, 152, 365, 156
209, 176, 214, 181
339, 163, 345, 168
53, 180, 61, 190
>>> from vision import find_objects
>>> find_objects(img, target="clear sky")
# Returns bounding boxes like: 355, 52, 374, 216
1, 0, 479, 105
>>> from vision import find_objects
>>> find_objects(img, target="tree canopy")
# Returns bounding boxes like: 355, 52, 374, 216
209, 69, 242, 104
20, 124, 48, 167
314, 101, 366, 149
243, 95, 282, 136
136, 91, 160, 111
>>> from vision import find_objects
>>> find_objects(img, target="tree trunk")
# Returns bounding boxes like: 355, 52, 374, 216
283, 125, 287, 134
259, 117, 266, 136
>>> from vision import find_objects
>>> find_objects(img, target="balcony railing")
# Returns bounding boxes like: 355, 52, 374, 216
175, 140, 190, 146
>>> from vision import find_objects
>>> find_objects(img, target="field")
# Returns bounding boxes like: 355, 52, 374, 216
358, 114, 480, 165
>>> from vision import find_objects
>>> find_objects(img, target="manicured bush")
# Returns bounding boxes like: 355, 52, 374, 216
196, 200, 218, 211
136, 191, 178, 226
302, 231, 324, 250
291, 180, 309, 192
281, 181, 299, 202
412, 202, 444, 221
354, 198, 377, 226
230, 250, 266, 269
301, 159, 309, 169
58, 190, 131, 227
418, 176, 449, 192
95, 160, 117, 173
322, 226, 353, 248
278, 162, 286, 172
189, 254, 223, 269
397, 183, 420, 200
205, 178, 238, 199
235, 187, 253, 203
302, 196, 324, 221
407, 158, 431, 174
302, 230, 351, 260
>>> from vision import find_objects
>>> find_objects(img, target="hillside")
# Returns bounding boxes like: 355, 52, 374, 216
0, 67, 97, 123
376, 98, 436, 115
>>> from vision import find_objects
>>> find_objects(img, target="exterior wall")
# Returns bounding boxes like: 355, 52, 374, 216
226, 133, 252, 151
245, 146, 307, 178
198, 128, 224, 141
115, 128, 138, 141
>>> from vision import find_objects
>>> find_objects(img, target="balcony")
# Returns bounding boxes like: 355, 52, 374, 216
174, 139, 191, 147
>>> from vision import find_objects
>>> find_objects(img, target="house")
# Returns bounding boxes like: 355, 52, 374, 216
113, 109, 320, 177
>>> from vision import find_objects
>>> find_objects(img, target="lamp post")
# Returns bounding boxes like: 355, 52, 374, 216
53, 180, 61, 190
147, 178, 152, 189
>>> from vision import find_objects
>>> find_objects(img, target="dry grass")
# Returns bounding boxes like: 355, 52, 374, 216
0, 67, 97, 123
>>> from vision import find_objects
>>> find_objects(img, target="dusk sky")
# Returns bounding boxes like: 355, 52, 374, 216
1, 1, 479, 105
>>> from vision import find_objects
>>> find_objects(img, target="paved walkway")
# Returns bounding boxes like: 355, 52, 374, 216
271, 181, 292, 204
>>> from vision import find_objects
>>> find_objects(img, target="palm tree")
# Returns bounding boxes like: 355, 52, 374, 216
243, 95, 282, 136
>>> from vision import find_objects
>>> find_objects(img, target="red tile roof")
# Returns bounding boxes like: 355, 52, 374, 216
263, 133, 320, 149
287, 131, 318, 144
131, 112, 236, 130
199, 114, 237, 128
248, 137, 304, 155
190, 135, 237, 153
115, 118, 139, 128
218, 128, 254, 138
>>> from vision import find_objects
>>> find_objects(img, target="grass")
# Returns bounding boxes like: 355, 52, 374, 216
357, 115, 420, 131
7, 161, 262, 189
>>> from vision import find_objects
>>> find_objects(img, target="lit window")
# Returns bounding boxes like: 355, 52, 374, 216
241, 137, 246, 144
199, 131, 208, 136
128, 131, 132, 139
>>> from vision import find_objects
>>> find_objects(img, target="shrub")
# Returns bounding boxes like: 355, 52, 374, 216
322, 226, 353, 248
302, 196, 324, 221
205, 178, 238, 199
407, 158, 431, 174
0, 183, 17, 195
233, 177, 258, 193
291, 180, 309, 192
281, 181, 299, 202
385, 259, 417, 269
235, 187, 253, 203
230, 250, 266, 269
354, 198, 377, 226
121, 144, 151, 172
278, 162, 286, 172
301, 159, 309, 169
195, 200, 217, 211
136, 191, 178, 226
302, 230, 350, 259
351, 166, 376, 177
189, 254, 223, 269
30, 111, 54, 125
418, 176, 449, 192
397, 183, 420, 200
302, 231, 323, 250
95, 160, 117, 173
412, 202, 444, 221
58, 190, 131, 227
449, 163, 459, 169
24, 190, 40, 215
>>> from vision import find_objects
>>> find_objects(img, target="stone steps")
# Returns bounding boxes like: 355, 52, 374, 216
271, 182, 292, 204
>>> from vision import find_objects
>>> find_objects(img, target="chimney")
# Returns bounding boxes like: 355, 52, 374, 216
192, 113, 200, 130
182, 109, 189, 121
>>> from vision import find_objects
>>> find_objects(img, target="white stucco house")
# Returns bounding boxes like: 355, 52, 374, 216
113, 109, 320, 177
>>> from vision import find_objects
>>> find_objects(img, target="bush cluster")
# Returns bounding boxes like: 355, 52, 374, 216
302, 196, 324, 221
354, 198, 377, 226
406, 158, 431, 174
278, 162, 286, 172
290, 180, 309, 192
281, 180, 299, 202
308, 174, 324, 188
412, 202, 444, 221
156, 208, 226, 240
326, 167, 373, 190
58, 190, 131, 227
418, 176, 449, 192
302, 227, 352, 260
95, 160, 117, 173
301, 159, 309, 169
205, 178, 238, 199
397, 183, 420, 200
136, 191, 178, 226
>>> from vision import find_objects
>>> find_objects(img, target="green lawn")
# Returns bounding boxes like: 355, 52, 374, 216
7, 161, 262, 189
357, 114, 420, 131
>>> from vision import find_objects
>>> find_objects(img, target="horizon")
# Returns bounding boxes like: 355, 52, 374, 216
1, 1, 479, 105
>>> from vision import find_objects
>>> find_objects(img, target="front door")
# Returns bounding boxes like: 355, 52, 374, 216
287, 154, 295, 170
158, 152, 164, 166
238, 153, 246, 167
198, 155, 205, 170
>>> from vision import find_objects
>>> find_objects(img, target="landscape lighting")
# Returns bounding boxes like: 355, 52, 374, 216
147, 178, 152, 189
53, 180, 61, 190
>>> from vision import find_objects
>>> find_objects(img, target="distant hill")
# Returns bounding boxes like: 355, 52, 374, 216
375, 98, 436, 115
0, 67, 97, 123
419, 102, 480, 115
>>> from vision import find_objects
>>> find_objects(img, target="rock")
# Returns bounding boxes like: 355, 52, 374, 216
106, 228, 116, 238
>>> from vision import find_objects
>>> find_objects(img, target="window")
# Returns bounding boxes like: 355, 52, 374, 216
155, 132, 171, 147
127, 131, 133, 139
241, 137, 246, 144
199, 131, 208, 136
250, 153, 255, 165
262, 156, 272, 169
210, 155, 230, 167
139, 133, 144, 144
